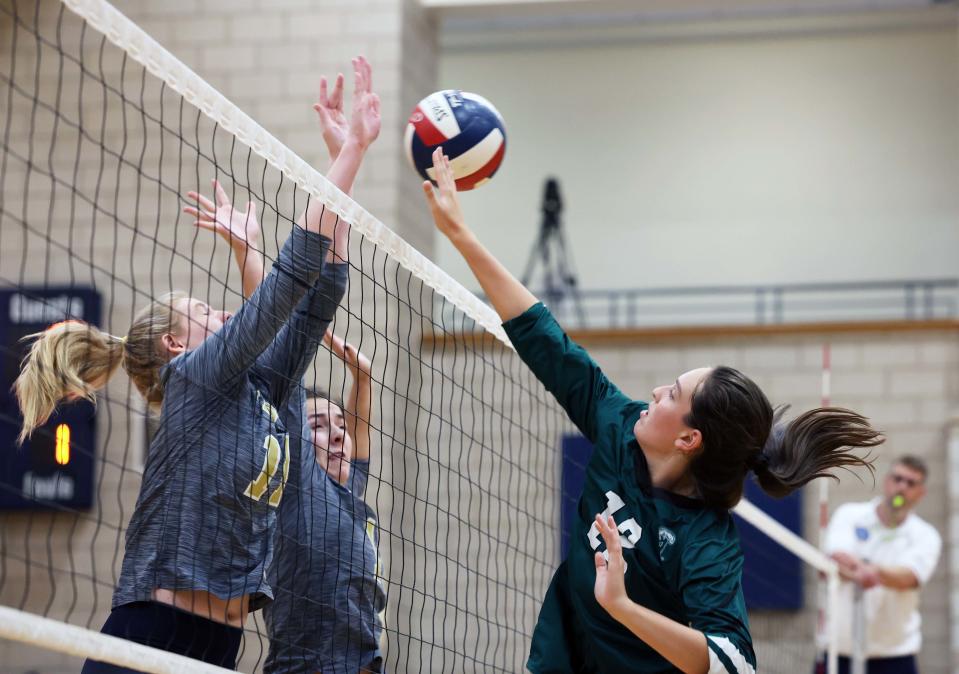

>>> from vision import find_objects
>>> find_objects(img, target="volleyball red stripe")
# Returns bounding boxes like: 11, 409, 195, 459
410, 106, 448, 146
455, 143, 506, 191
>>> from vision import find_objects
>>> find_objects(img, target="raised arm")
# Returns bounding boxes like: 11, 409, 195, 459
324, 331, 373, 463
170, 67, 373, 390
170, 221, 328, 389
244, 57, 378, 403
423, 149, 635, 441
187, 58, 378, 302
183, 182, 335, 402
422, 147, 536, 322
185, 180, 265, 300
299, 56, 379, 264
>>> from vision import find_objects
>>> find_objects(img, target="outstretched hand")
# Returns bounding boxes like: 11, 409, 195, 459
314, 73, 347, 161
593, 514, 631, 621
323, 330, 372, 378
184, 180, 260, 251
422, 148, 468, 241
347, 55, 381, 150
314, 56, 380, 160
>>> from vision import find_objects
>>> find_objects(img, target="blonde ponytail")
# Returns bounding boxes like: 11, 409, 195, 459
15, 320, 125, 444
14, 291, 188, 444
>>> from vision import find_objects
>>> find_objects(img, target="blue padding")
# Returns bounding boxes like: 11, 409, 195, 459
734, 480, 804, 610
560, 434, 594, 559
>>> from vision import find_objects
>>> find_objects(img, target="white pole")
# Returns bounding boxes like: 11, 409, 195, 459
946, 418, 959, 672
817, 343, 832, 671
851, 583, 867, 674
0, 606, 233, 674
826, 567, 840, 674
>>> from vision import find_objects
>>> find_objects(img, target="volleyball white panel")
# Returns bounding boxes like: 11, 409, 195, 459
403, 123, 416, 175
420, 91, 461, 139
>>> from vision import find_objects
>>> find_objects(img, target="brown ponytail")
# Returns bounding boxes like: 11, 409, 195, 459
755, 406, 882, 499
686, 366, 882, 510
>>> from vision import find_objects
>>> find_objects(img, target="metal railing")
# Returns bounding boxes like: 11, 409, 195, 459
541, 278, 959, 330
448, 279, 959, 331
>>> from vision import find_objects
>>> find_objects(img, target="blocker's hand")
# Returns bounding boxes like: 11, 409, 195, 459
184, 179, 260, 252
346, 56, 380, 150
423, 148, 468, 240
323, 330, 372, 379
314, 72, 347, 162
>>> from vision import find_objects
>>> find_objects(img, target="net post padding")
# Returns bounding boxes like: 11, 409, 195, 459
60, 0, 511, 348
0, 605, 234, 674
733, 497, 840, 669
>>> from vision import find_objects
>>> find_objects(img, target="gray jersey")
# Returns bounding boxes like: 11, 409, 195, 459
114, 228, 342, 611
264, 435, 386, 673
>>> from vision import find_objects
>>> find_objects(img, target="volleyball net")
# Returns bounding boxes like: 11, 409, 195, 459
0, 1, 838, 672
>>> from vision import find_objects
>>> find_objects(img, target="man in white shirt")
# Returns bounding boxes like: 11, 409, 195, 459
820, 455, 942, 674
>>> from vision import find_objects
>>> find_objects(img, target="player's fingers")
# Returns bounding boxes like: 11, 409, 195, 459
330, 73, 344, 109
318, 76, 329, 106
186, 190, 217, 212
213, 179, 231, 208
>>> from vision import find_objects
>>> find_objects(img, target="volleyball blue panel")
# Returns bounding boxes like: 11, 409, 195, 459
408, 132, 436, 181
408, 114, 501, 173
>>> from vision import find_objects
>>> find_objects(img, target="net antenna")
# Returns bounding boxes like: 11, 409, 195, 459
520, 178, 585, 326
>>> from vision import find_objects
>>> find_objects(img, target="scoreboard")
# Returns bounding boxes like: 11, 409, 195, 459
0, 287, 100, 510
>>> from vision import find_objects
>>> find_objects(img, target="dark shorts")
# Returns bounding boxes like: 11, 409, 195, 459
815, 654, 919, 674
363, 653, 385, 673
80, 601, 243, 673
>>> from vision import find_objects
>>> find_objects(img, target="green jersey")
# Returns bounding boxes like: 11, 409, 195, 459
503, 303, 756, 674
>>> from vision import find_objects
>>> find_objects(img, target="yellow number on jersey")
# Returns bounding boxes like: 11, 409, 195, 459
243, 433, 290, 507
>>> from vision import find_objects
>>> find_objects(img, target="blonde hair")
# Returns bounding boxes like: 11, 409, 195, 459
15, 291, 187, 444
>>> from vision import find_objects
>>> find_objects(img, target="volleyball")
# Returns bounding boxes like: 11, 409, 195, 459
404, 90, 507, 191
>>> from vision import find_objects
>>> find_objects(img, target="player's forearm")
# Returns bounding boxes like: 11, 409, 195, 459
605, 600, 710, 674
298, 138, 366, 260
447, 229, 538, 322
232, 244, 265, 300
347, 371, 373, 462
876, 565, 919, 590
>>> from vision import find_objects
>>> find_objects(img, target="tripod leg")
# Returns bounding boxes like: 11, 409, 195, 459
553, 228, 586, 326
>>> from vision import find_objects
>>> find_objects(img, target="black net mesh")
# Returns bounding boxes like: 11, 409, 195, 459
0, 2, 568, 671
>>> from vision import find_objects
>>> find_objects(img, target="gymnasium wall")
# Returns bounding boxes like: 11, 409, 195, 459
437, 24, 959, 292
